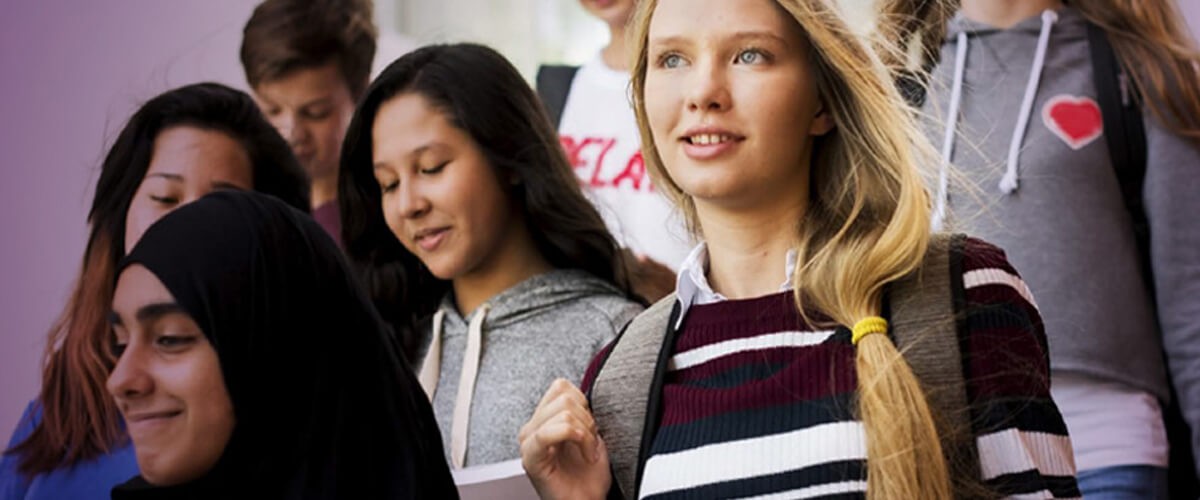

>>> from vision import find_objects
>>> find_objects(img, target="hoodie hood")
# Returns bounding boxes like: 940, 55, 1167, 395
417, 268, 639, 467
931, 7, 1093, 230
435, 268, 625, 328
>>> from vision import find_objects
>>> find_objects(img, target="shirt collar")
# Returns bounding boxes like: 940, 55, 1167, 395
673, 242, 797, 328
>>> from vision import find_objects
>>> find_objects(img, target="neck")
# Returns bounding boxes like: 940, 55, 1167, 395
961, 0, 1063, 29
601, 23, 629, 72
451, 219, 553, 315
695, 196, 806, 300
310, 174, 337, 208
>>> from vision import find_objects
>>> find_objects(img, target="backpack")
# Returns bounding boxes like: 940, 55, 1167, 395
587, 234, 981, 498
535, 64, 580, 129
1088, 22, 1198, 499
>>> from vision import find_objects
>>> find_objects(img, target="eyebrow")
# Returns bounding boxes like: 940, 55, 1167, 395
211, 181, 246, 192
144, 172, 184, 182
300, 97, 333, 109
650, 31, 792, 49
109, 302, 188, 327
373, 142, 445, 171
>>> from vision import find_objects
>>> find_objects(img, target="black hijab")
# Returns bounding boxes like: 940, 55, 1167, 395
110, 190, 457, 499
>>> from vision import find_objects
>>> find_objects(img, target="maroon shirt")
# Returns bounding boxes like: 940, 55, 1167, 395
312, 201, 342, 249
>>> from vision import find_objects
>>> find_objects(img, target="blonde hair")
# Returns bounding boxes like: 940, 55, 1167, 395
629, 0, 956, 498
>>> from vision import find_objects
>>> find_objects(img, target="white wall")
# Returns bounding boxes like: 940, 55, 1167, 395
393, 0, 607, 78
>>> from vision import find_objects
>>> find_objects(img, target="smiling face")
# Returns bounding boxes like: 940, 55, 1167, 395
107, 265, 234, 486
123, 126, 254, 253
642, 0, 833, 212
370, 92, 523, 282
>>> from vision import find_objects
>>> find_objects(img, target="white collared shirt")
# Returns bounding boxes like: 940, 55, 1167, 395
673, 243, 798, 328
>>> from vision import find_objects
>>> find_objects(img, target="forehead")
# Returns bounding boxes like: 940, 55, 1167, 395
371, 93, 459, 157
254, 61, 351, 103
113, 265, 174, 316
146, 127, 252, 179
649, 0, 805, 45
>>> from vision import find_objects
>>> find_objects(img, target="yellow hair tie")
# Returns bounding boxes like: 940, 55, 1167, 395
851, 317, 888, 345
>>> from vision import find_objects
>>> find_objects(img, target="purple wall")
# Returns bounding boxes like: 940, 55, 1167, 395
0, 0, 259, 445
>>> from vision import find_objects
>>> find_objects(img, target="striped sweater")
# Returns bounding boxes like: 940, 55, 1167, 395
582, 238, 1080, 499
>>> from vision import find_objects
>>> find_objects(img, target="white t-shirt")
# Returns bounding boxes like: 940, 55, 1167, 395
557, 54, 692, 270
1051, 372, 1168, 471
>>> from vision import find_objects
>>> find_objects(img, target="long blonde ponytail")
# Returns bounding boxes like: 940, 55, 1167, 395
629, 0, 954, 498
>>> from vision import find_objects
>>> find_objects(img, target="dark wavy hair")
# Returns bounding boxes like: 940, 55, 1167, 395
8, 82, 310, 476
339, 43, 635, 359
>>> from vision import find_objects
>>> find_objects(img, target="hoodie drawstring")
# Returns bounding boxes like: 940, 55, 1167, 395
934, 30, 970, 231
934, 9, 1059, 230
450, 303, 489, 469
421, 304, 491, 469
1001, 9, 1059, 194
418, 310, 446, 399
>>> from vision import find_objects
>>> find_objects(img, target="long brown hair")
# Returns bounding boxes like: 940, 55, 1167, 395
8, 83, 310, 476
901, 0, 1200, 138
338, 43, 636, 361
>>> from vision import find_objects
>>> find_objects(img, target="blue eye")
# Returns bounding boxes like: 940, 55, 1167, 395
736, 49, 767, 64
660, 53, 685, 69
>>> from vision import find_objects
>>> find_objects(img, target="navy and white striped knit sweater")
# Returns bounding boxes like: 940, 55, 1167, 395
583, 238, 1080, 499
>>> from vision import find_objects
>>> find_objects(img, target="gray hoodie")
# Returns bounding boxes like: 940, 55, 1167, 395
415, 269, 642, 467
923, 6, 1200, 445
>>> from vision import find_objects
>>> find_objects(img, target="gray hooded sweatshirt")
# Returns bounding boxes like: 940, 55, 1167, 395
923, 6, 1200, 459
415, 269, 642, 467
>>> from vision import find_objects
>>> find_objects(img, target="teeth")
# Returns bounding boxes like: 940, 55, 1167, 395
690, 134, 732, 145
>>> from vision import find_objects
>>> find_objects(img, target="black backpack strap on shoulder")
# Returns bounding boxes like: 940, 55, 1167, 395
1086, 22, 1152, 293
889, 233, 981, 491
535, 64, 581, 129
588, 295, 680, 498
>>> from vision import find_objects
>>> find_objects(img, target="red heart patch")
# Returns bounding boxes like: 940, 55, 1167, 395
1041, 95, 1103, 150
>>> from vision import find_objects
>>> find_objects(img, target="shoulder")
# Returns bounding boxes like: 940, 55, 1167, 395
953, 237, 1051, 396
4, 399, 41, 451
574, 294, 646, 334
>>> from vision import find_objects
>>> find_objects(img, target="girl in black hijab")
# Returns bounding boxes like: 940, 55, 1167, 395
105, 190, 456, 499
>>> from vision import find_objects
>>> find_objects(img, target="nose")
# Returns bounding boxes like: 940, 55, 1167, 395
396, 178, 431, 220
107, 343, 153, 402
685, 57, 731, 113
274, 112, 309, 148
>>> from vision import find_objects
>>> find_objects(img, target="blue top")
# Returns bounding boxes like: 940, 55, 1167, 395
0, 400, 137, 500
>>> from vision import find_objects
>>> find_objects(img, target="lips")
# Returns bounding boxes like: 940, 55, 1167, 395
123, 409, 183, 438
412, 227, 450, 252
125, 409, 183, 423
680, 126, 745, 160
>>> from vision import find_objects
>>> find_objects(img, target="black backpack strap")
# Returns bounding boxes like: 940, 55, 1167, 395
535, 64, 581, 129
588, 295, 679, 498
1087, 22, 1152, 294
1090, 21, 1200, 498
888, 233, 981, 491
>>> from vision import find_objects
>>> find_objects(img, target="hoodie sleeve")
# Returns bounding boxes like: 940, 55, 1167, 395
1142, 110, 1200, 474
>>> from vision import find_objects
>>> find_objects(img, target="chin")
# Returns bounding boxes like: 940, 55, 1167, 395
422, 259, 462, 281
